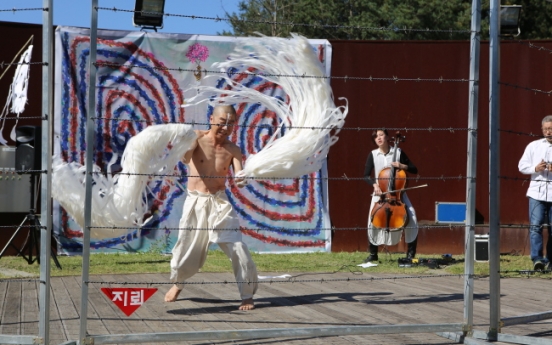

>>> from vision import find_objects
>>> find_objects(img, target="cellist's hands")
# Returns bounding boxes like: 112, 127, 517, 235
390, 161, 406, 170
373, 184, 382, 196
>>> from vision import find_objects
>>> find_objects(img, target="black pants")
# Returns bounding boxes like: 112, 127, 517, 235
369, 237, 417, 258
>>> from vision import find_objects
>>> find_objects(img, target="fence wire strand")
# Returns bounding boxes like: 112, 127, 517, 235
91, 117, 474, 134
94, 61, 471, 84
499, 128, 542, 138
0, 7, 47, 13
499, 81, 552, 96
86, 273, 473, 286
514, 40, 552, 55
85, 224, 468, 232
96, 6, 473, 35
0, 61, 47, 68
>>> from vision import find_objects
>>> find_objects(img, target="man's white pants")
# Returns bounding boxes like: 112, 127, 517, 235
170, 190, 258, 300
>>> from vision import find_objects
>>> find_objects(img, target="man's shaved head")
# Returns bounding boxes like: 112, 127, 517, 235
212, 105, 237, 118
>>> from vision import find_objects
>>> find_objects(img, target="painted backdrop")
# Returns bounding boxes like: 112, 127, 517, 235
53, 27, 333, 254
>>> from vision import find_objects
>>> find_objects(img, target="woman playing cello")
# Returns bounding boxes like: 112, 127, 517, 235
363, 129, 418, 262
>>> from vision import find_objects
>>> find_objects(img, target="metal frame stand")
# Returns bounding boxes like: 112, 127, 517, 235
0, 173, 61, 269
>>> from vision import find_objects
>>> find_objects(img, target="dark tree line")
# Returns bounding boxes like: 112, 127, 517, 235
221, 0, 552, 40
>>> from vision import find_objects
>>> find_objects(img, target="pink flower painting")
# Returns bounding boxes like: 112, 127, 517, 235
186, 43, 209, 81
186, 43, 209, 64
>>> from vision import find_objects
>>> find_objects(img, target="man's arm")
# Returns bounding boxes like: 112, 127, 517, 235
182, 130, 201, 164
519, 142, 538, 174
231, 144, 246, 187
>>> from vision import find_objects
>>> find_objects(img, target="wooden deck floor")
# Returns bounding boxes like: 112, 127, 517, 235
1, 272, 551, 345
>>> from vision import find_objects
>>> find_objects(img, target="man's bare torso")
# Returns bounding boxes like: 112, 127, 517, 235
186, 130, 240, 194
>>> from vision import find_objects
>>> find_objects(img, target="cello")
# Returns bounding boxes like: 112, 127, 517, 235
370, 132, 408, 232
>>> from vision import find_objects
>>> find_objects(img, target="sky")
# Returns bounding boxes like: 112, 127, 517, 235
0, 0, 241, 35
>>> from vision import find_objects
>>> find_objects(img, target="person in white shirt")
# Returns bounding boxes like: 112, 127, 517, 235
518, 115, 552, 271
363, 129, 418, 262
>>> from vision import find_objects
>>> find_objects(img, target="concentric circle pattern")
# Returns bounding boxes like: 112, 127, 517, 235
54, 28, 331, 253
213, 67, 329, 252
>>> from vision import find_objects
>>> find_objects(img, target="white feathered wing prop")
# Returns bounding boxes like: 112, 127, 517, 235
0, 44, 33, 145
52, 124, 197, 239
189, 34, 347, 180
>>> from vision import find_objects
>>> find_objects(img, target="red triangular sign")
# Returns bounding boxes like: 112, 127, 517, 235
101, 288, 157, 316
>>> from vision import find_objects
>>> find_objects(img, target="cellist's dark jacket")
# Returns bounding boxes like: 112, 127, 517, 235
363, 149, 417, 186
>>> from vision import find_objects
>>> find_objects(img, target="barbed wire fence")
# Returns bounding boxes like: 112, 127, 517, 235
0, 0, 526, 283
50, 4, 480, 345
3, 1, 552, 344
0, 0, 543, 279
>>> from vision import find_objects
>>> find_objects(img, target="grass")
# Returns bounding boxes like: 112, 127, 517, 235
0, 250, 549, 279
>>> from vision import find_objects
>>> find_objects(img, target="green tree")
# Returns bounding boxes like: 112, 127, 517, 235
353, 0, 480, 40
221, 0, 373, 39
513, 0, 552, 39
221, 0, 552, 40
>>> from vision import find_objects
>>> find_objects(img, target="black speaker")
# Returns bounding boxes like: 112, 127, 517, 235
475, 235, 489, 261
15, 126, 41, 172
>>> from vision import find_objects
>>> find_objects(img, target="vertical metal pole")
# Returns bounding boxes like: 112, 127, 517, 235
39, 0, 53, 343
464, 0, 481, 334
78, 0, 98, 343
488, 0, 501, 339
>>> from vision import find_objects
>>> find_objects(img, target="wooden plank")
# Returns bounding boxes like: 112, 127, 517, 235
262, 274, 404, 345
0, 280, 8, 334
119, 273, 172, 345
20, 280, 38, 336
62, 275, 113, 338
143, 272, 203, 336
201, 272, 319, 331
5, 272, 552, 344
173, 272, 245, 331
258, 284, 360, 344
49, 276, 81, 344
1, 281, 22, 335
200, 271, 283, 330
352, 273, 466, 322
87, 275, 133, 336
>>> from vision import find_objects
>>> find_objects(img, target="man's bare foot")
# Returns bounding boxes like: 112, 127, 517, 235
239, 298, 254, 310
164, 285, 182, 302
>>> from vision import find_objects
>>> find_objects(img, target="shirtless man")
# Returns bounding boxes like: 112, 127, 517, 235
164, 105, 258, 310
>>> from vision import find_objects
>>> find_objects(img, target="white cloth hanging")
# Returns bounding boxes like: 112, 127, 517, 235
0, 44, 33, 145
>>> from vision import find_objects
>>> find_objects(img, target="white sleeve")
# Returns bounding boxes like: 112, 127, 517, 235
518, 142, 536, 175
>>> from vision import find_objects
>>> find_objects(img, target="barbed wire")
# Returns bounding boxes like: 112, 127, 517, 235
498, 223, 549, 229
0, 278, 40, 283
0, 7, 47, 13
500, 269, 551, 275
94, 61, 471, 84
96, 7, 473, 35
82, 171, 469, 182
499, 128, 542, 138
86, 224, 468, 232
0, 62, 47, 68
4, 169, 47, 175
499, 81, 552, 96
79, 223, 552, 231
86, 273, 473, 286
2, 167, 470, 181
0, 116, 47, 121
91, 117, 473, 134
499, 175, 551, 183
514, 40, 552, 55
0, 224, 45, 229
0, 221, 537, 232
